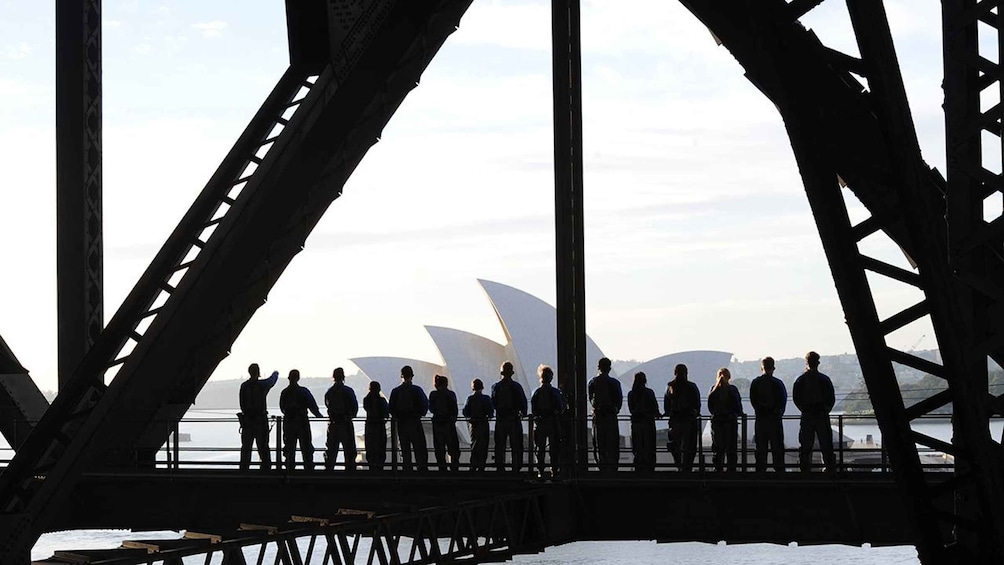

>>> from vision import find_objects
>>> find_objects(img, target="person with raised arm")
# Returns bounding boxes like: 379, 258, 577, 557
238, 363, 279, 471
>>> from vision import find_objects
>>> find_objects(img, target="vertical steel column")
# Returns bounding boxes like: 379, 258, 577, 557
56, 0, 103, 388
552, 0, 587, 472
942, 0, 1004, 558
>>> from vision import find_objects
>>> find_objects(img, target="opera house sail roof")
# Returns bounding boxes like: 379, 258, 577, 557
351, 280, 733, 408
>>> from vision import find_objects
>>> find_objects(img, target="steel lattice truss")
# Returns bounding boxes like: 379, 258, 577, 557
33, 493, 553, 565
6, 0, 1004, 563
0, 1, 475, 561
678, 0, 1004, 561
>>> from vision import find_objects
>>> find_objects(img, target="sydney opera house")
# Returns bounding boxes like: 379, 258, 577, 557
351, 280, 733, 424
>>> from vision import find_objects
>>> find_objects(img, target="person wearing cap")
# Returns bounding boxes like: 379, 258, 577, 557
793, 351, 836, 472
429, 375, 461, 472
279, 369, 323, 470
531, 365, 566, 478
363, 381, 390, 471
588, 357, 623, 472
750, 356, 787, 472
462, 378, 494, 472
324, 367, 359, 471
491, 361, 528, 472
238, 363, 279, 471
389, 365, 430, 471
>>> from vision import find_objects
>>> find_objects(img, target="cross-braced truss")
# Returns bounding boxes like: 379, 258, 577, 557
8, 1, 1004, 564
679, 0, 1004, 561
33, 493, 553, 565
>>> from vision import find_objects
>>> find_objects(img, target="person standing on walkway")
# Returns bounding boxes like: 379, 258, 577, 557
588, 357, 624, 472
531, 365, 566, 479
239, 363, 279, 471
664, 363, 701, 472
279, 369, 323, 471
429, 375, 461, 472
363, 381, 390, 471
793, 351, 836, 472
707, 367, 743, 472
462, 378, 494, 472
627, 371, 660, 472
750, 356, 787, 472
492, 361, 528, 472
389, 365, 430, 471
324, 367, 359, 471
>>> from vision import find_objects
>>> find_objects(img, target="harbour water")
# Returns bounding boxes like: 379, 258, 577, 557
32, 411, 977, 563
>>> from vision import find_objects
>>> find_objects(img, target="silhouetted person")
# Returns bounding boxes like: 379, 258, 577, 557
531, 365, 566, 478
389, 365, 430, 471
793, 351, 836, 472
279, 369, 322, 471
627, 371, 660, 472
429, 375, 461, 472
363, 381, 390, 471
324, 367, 359, 471
664, 363, 700, 472
750, 356, 787, 472
239, 363, 278, 471
462, 378, 494, 472
491, 361, 528, 472
588, 357, 624, 472
708, 367, 743, 472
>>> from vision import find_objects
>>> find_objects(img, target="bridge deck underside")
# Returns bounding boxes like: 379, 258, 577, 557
56, 472, 929, 547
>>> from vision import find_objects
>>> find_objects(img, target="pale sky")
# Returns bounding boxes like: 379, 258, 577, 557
0, 0, 947, 393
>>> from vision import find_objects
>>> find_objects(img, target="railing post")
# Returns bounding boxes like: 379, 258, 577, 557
741, 413, 748, 473
527, 417, 535, 476
275, 416, 283, 471
173, 420, 180, 471
838, 415, 844, 472
390, 419, 399, 472
697, 415, 705, 473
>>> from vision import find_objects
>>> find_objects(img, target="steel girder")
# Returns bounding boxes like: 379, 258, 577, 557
552, 0, 589, 474
33, 492, 555, 565
942, 0, 1004, 556
0, 335, 48, 450
678, 0, 1004, 561
55, 0, 103, 387
0, 1, 474, 561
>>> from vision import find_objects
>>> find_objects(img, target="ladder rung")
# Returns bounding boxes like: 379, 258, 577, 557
284, 99, 303, 109
261, 135, 279, 146
173, 260, 195, 272
201, 217, 223, 230
192, 239, 205, 249
249, 155, 262, 165
127, 330, 142, 342
140, 307, 163, 319
276, 117, 289, 126
107, 356, 129, 369
222, 196, 236, 205
160, 282, 176, 293
233, 176, 252, 186
302, 80, 314, 88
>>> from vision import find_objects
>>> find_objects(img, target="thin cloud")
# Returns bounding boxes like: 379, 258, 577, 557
192, 21, 228, 38
4, 42, 31, 60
